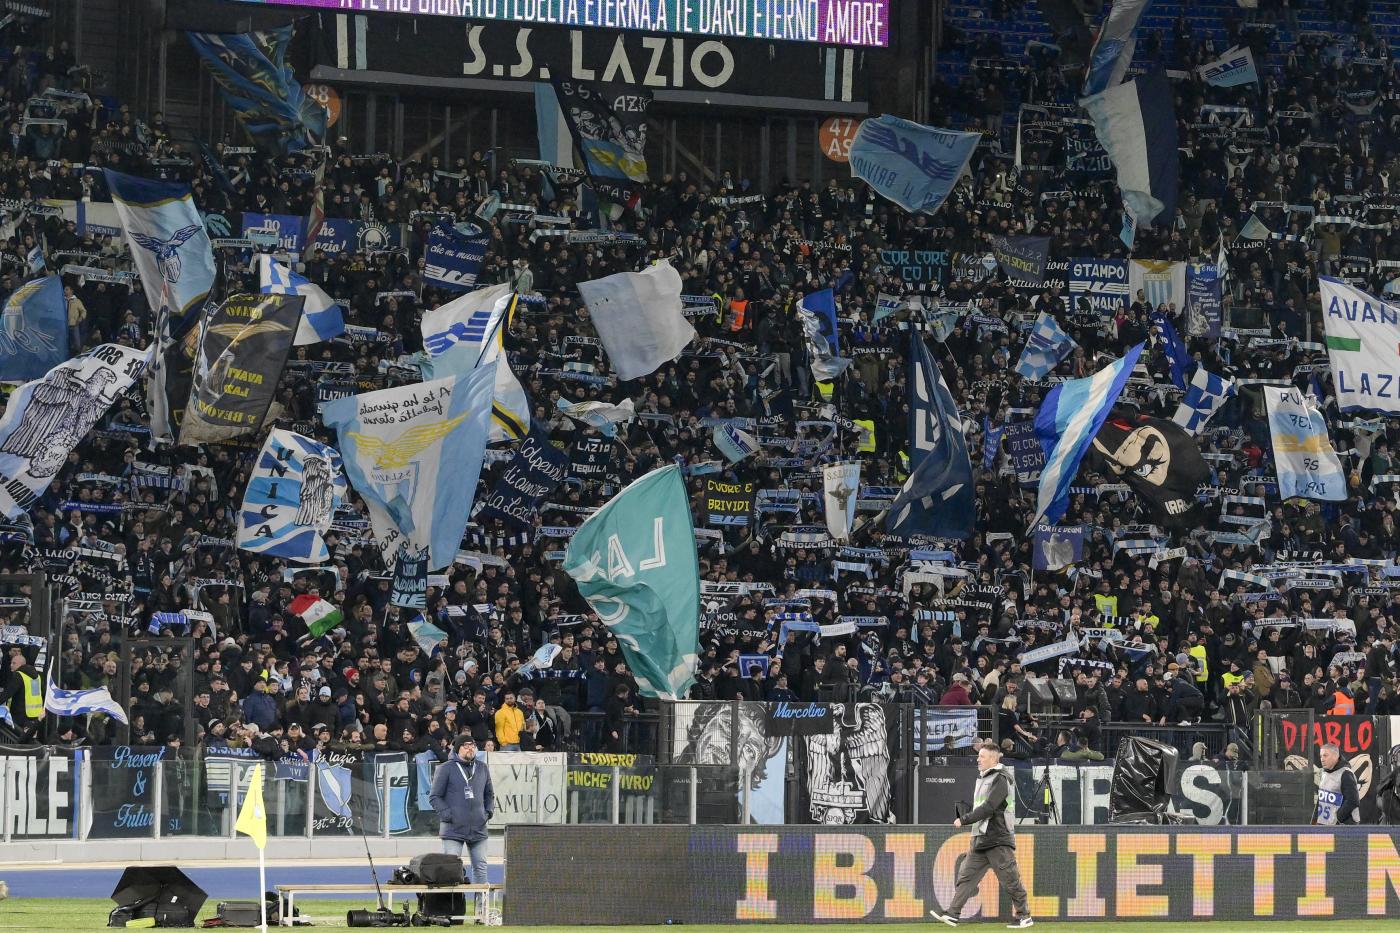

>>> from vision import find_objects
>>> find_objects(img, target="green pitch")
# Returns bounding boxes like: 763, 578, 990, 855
7, 902, 1400, 932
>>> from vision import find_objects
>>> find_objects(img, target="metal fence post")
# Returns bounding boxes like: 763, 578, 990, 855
305, 772, 315, 839
80, 751, 92, 841
611, 767, 620, 824
380, 764, 390, 838
228, 766, 240, 840
1, 757, 9, 843
689, 766, 698, 825
153, 763, 164, 840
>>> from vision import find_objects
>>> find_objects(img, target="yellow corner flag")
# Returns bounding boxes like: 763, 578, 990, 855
236, 763, 267, 850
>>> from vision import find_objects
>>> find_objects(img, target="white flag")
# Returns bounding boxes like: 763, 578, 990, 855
823, 461, 861, 543
577, 260, 696, 381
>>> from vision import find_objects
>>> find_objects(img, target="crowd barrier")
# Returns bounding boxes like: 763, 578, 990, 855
4, 710, 1395, 838
0, 746, 740, 840
504, 824, 1400, 923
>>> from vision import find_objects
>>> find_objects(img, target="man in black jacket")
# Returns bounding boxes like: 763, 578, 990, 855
930, 741, 1033, 928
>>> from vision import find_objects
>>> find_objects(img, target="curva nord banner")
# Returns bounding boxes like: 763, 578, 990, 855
506, 824, 1400, 924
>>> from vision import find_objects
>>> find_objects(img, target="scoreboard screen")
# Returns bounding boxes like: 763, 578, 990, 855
226, 0, 889, 47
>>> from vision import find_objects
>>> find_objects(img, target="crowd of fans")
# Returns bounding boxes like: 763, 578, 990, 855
0, 2, 1396, 771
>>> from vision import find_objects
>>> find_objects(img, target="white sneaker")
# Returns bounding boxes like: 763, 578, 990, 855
1008, 917, 1034, 928
929, 909, 959, 926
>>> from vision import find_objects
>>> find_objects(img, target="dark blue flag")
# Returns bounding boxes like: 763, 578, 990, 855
886, 336, 975, 539
474, 426, 570, 528
424, 220, 490, 292
982, 417, 1005, 471
1150, 311, 1192, 389
187, 26, 326, 156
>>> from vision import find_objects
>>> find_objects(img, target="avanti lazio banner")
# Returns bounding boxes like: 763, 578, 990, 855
1318, 277, 1400, 413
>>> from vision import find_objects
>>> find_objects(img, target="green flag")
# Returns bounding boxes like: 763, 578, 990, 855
563, 464, 700, 699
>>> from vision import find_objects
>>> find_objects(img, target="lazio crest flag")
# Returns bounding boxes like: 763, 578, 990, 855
321, 370, 493, 571
563, 465, 700, 699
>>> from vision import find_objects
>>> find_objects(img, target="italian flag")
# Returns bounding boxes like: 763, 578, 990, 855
289, 594, 342, 637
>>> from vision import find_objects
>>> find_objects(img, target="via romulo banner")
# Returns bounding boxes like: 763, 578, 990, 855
486, 750, 566, 827
1069, 258, 1129, 313
506, 824, 1400, 924
1, 748, 77, 838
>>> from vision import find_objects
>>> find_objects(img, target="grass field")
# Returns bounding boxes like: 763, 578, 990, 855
7, 902, 1400, 932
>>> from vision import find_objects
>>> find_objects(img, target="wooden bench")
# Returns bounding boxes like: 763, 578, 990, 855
273, 882, 503, 926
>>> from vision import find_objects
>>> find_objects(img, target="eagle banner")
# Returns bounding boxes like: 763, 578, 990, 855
237, 429, 347, 563
180, 293, 304, 445
104, 170, 216, 326
0, 344, 146, 518
320, 370, 494, 571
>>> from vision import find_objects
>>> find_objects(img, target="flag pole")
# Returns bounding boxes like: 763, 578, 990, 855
259, 843, 268, 933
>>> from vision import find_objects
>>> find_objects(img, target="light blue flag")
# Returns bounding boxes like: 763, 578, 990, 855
104, 170, 216, 327
321, 370, 493, 571
848, 115, 980, 215
1263, 386, 1347, 501
187, 26, 326, 155
0, 275, 67, 381
237, 429, 347, 563
1030, 343, 1144, 527
1083, 0, 1153, 95
260, 254, 345, 344
1171, 367, 1235, 435
1014, 311, 1077, 379
873, 293, 904, 324
713, 422, 760, 464
563, 464, 700, 699
886, 336, 975, 539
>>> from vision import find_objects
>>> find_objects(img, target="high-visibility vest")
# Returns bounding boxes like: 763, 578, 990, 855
728, 299, 748, 332
1189, 645, 1209, 683
1330, 691, 1355, 715
1222, 671, 1245, 690
16, 669, 41, 719
1094, 594, 1118, 618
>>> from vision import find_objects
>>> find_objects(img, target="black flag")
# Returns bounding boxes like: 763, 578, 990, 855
1090, 414, 1209, 524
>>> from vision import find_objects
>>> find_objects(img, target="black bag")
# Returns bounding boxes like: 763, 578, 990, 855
107, 906, 137, 927
155, 902, 195, 927
216, 901, 263, 927
409, 853, 463, 886
417, 892, 467, 926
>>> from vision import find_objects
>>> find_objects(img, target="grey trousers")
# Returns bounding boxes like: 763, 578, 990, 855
946, 844, 1031, 919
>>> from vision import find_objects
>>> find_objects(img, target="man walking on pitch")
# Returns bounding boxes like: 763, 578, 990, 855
931, 741, 1033, 928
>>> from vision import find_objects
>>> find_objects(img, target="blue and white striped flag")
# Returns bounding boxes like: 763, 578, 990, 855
1172, 368, 1235, 435
1030, 343, 1144, 527
260, 254, 345, 344
1014, 312, 1077, 379
45, 671, 128, 724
